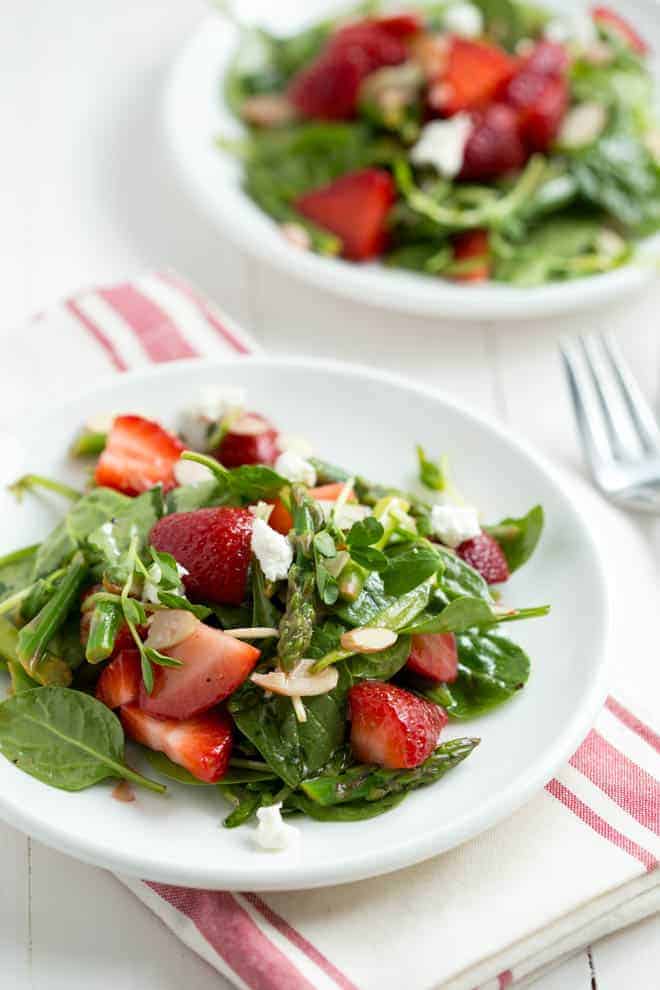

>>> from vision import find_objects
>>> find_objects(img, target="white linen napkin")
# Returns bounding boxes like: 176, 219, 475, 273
1, 271, 657, 990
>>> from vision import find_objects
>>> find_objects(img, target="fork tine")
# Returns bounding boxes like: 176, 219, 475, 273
600, 332, 660, 454
580, 334, 637, 462
559, 337, 612, 472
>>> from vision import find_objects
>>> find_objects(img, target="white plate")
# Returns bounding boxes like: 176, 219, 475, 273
163, 0, 660, 320
0, 357, 610, 889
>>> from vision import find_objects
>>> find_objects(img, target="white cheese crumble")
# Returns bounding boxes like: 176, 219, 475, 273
445, 2, 483, 38
430, 504, 481, 548
173, 458, 214, 487
251, 517, 293, 582
274, 450, 317, 487
253, 803, 300, 852
249, 500, 274, 523
410, 114, 473, 178
179, 385, 247, 450
544, 11, 596, 48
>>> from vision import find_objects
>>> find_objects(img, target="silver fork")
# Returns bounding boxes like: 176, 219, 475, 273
560, 332, 660, 512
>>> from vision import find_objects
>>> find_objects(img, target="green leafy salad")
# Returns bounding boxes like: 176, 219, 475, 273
222, 1, 660, 285
0, 389, 548, 841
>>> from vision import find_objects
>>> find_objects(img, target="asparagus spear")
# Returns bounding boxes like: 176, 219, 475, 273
85, 600, 124, 663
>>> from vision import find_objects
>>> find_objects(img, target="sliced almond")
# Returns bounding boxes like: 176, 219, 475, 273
251, 659, 338, 697
340, 627, 397, 654
280, 223, 311, 251
230, 413, 270, 437
146, 609, 199, 650
241, 93, 296, 128
224, 627, 279, 640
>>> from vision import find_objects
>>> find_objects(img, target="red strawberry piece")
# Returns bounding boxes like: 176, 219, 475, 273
522, 40, 569, 77
451, 229, 491, 282
120, 705, 233, 783
432, 38, 516, 116
94, 415, 184, 496
215, 412, 279, 467
330, 23, 408, 74
460, 103, 527, 180
592, 7, 648, 55
268, 481, 353, 535
407, 633, 459, 683
150, 507, 253, 605
296, 167, 396, 261
349, 681, 447, 770
288, 52, 364, 120
370, 13, 423, 38
139, 621, 260, 719
457, 532, 510, 584
505, 70, 568, 151
96, 649, 141, 709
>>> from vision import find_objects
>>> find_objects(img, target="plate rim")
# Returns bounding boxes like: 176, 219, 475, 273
161, 8, 658, 322
0, 355, 612, 890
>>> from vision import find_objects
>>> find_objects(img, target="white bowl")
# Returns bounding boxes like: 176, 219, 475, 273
0, 357, 609, 889
162, 0, 660, 320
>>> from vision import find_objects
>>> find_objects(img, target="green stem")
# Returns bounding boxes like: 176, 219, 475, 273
8, 474, 82, 503
0, 544, 39, 570
229, 757, 272, 771
181, 450, 229, 481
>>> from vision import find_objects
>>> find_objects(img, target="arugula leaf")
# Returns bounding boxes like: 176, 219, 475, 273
301, 736, 479, 805
485, 505, 544, 573
382, 543, 442, 596
0, 687, 165, 792
413, 631, 531, 719
32, 488, 131, 578
229, 668, 351, 788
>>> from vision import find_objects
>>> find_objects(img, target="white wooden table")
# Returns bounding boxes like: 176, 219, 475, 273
0, 2, 658, 986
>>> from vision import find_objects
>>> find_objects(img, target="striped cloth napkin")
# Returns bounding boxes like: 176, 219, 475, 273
3, 272, 658, 990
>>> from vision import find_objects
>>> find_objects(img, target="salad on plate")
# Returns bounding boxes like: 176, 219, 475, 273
224, 1, 660, 285
0, 389, 549, 844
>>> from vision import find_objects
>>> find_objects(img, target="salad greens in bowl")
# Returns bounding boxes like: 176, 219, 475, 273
225, 0, 660, 286
163, 0, 660, 317
0, 359, 608, 888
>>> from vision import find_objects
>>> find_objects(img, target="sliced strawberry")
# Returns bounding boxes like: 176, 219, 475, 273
150, 507, 253, 605
407, 634, 459, 683
349, 681, 447, 769
505, 70, 568, 151
592, 7, 648, 55
460, 103, 527, 180
296, 168, 396, 261
139, 621, 259, 719
121, 705, 233, 783
452, 230, 491, 283
370, 13, 423, 38
94, 415, 184, 496
331, 22, 409, 73
288, 52, 364, 120
522, 40, 569, 77
215, 412, 279, 467
457, 532, 510, 584
268, 482, 353, 535
96, 649, 141, 709
432, 38, 516, 116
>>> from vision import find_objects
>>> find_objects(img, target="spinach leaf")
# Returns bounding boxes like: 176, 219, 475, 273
485, 505, 544, 573
0, 545, 38, 603
88, 488, 165, 584
165, 480, 223, 514
413, 632, 531, 719
251, 562, 280, 630
229, 668, 351, 788
144, 750, 277, 787
473, 0, 548, 50
228, 465, 288, 502
382, 543, 442, 596
0, 687, 164, 792
404, 596, 549, 635
348, 634, 411, 680
32, 488, 131, 578
302, 736, 479, 806
307, 619, 347, 659
286, 790, 407, 821
207, 602, 252, 629
435, 546, 492, 602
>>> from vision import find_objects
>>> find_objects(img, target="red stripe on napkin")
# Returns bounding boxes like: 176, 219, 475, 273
606, 696, 660, 754
159, 271, 251, 354
99, 283, 198, 362
546, 779, 657, 872
244, 893, 359, 990
571, 730, 660, 836
65, 298, 128, 371
148, 884, 314, 990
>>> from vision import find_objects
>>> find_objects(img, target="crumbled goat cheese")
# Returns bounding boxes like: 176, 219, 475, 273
251, 518, 293, 582
545, 11, 596, 47
179, 385, 246, 449
249, 501, 274, 522
445, 2, 483, 38
173, 458, 214, 487
410, 114, 473, 178
430, 504, 481, 548
253, 803, 300, 852
275, 450, 317, 487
